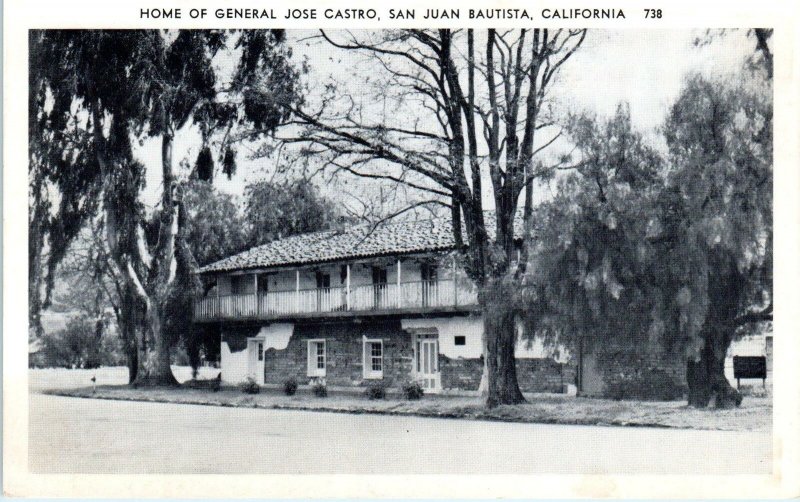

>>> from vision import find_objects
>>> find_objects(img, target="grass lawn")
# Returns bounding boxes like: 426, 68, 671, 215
42, 377, 771, 432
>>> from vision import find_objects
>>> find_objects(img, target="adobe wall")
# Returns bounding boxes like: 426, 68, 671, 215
262, 319, 413, 387
220, 316, 574, 393
579, 339, 687, 400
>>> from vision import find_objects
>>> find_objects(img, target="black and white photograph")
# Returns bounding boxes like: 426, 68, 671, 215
7, 10, 796, 496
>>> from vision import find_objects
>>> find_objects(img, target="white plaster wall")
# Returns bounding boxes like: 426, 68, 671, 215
401, 316, 568, 361
220, 341, 249, 384
402, 316, 484, 358
259, 323, 295, 350
515, 320, 570, 361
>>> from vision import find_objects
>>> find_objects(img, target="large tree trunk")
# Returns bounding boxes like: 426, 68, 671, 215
687, 258, 745, 409
686, 327, 742, 409
119, 289, 139, 383
132, 301, 178, 386
484, 280, 526, 408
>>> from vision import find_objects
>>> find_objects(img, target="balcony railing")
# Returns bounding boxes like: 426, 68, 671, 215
194, 279, 478, 321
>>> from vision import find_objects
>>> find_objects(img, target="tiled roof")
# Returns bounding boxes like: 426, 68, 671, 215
199, 212, 524, 274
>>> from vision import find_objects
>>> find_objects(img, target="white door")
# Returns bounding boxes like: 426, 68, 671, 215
415, 335, 440, 392
247, 338, 265, 384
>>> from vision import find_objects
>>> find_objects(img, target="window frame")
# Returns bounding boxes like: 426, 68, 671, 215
362, 337, 384, 379
307, 339, 326, 377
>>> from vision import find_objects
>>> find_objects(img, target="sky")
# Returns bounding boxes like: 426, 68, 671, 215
134, 29, 756, 212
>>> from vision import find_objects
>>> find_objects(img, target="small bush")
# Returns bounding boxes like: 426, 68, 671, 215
365, 382, 387, 400
240, 377, 260, 394
312, 381, 327, 398
403, 381, 424, 400
283, 378, 299, 396
184, 378, 221, 392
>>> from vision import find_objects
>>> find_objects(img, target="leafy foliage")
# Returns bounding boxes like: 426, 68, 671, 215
38, 315, 125, 369
240, 376, 261, 394
365, 382, 387, 400
243, 179, 344, 248
29, 30, 304, 384
524, 104, 668, 354
283, 378, 299, 396
312, 381, 328, 398
402, 381, 424, 400
181, 180, 250, 266
524, 72, 771, 406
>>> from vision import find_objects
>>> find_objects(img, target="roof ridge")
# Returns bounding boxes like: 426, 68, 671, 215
251, 213, 449, 249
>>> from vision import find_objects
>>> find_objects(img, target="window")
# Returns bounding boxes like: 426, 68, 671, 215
421, 262, 438, 282
363, 338, 383, 379
421, 262, 439, 306
257, 274, 270, 294
372, 266, 388, 308
307, 340, 326, 377
230, 274, 253, 295
230, 275, 244, 295
257, 342, 264, 361
371, 266, 388, 285
315, 271, 331, 289
454, 336, 466, 346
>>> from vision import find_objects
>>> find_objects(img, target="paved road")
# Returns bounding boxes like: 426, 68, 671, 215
29, 394, 771, 474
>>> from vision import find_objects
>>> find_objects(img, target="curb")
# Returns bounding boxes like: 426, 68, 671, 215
38, 388, 742, 431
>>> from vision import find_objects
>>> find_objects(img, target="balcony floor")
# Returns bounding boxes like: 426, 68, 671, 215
193, 303, 481, 323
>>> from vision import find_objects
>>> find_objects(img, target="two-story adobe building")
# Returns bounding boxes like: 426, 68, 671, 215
194, 215, 575, 394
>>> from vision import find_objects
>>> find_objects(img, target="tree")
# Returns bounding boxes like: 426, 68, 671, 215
181, 179, 250, 267
29, 30, 302, 385
39, 315, 124, 369
662, 73, 772, 408
526, 71, 771, 408
243, 179, 343, 248
50, 219, 144, 381
522, 105, 673, 390
272, 29, 585, 407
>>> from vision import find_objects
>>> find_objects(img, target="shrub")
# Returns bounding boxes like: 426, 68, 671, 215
240, 376, 260, 394
402, 381, 424, 400
312, 381, 327, 398
365, 382, 387, 400
283, 378, 299, 396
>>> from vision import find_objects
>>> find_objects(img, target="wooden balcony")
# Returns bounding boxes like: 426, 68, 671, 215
193, 279, 479, 322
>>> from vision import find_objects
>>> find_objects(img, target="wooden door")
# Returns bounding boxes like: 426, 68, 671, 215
415, 335, 440, 392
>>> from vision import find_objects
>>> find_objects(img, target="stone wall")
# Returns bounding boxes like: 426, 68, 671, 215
222, 318, 577, 393
262, 319, 413, 387
580, 339, 687, 400
440, 355, 576, 393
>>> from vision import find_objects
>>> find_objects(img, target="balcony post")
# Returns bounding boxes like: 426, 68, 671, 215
295, 269, 300, 313
254, 273, 259, 318
215, 276, 220, 320
397, 259, 402, 308
346, 264, 351, 310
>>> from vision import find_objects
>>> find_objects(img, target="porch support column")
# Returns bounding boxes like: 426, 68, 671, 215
346, 264, 351, 310
397, 259, 402, 308
254, 273, 259, 317
295, 269, 300, 313
215, 275, 220, 320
